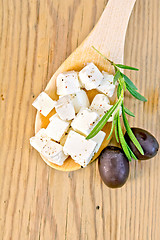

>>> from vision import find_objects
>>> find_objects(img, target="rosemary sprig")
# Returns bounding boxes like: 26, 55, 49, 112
86, 46, 147, 161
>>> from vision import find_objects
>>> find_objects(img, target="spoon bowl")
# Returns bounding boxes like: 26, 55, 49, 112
35, 0, 136, 171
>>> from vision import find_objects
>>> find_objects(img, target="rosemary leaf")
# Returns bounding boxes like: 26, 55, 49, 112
117, 114, 131, 161
113, 70, 121, 84
107, 121, 115, 140
126, 84, 147, 102
116, 64, 139, 71
117, 84, 122, 98
127, 145, 138, 160
124, 106, 135, 117
122, 105, 144, 155
123, 81, 127, 91
123, 74, 138, 90
114, 115, 119, 143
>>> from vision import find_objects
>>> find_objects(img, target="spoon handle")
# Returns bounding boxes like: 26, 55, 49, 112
84, 0, 136, 63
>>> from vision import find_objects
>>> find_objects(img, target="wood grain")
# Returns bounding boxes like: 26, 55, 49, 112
0, 0, 159, 239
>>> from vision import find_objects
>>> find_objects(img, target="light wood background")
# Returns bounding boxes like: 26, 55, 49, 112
0, 0, 160, 239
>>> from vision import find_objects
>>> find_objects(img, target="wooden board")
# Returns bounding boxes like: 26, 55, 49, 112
0, 0, 159, 239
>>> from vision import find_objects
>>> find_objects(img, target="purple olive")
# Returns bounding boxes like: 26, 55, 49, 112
124, 128, 159, 160
98, 146, 129, 188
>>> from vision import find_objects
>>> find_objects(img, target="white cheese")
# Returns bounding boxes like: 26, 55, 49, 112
63, 130, 97, 167
32, 92, 57, 117
91, 131, 106, 153
90, 94, 112, 119
70, 90, 90, 113
90, 94, 110, 107
97, 71, 115, 97
71, 108, 99, 136
90, 94, 118, 122
30, 128, 50, 153
55, 95, 75, 121
46, 114, 70, 142
56, 71, 80, 96
41, 140, 68, 165
79, 63, 104, 90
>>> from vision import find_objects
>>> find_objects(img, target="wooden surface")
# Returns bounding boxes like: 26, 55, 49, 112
0, 0, 159, 239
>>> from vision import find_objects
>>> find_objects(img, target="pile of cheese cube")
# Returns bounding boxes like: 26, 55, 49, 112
30, 63, 116, 167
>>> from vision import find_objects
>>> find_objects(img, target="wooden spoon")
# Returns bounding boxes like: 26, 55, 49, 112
35, 0, 136, 171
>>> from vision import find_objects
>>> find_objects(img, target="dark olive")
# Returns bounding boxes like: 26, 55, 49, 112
124, 128, 159, 160
98, 146, 129, 188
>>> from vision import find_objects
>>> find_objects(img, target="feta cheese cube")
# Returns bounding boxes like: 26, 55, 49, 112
90, 94, 121, 122
90, 94, 111, 118
30, 128, 50, 153
97, 71, 115, 97
56, 71, 80, 96
91, 131, 106, 153
30, 128, 68, 165
63, 130, 97, 167
41, 140, 68, 165
55, 96, 75, 121
70, 90, 90, 113
46, 114, 70, 142
32, 92, 57, 117
71, 108, 99, 136
79, 63, 104, 90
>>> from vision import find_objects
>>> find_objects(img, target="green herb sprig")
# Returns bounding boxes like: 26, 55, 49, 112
86, 46, 147, 161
